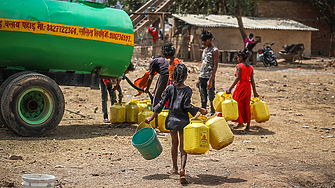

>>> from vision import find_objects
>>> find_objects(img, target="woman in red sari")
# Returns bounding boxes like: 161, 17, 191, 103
227, 49, 259, 131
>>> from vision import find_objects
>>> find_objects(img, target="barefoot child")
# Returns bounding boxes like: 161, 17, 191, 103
145, 64, 208, 184
226, 49, 259, 131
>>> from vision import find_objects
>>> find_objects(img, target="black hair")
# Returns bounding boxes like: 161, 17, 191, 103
249, 33, 254, 38
127, 62, 135, 71
172, 64, 187, 85
153, 55, 161, 59
200, 30, 212, 41
161, 42, 175, 57
237, 48, 249, 61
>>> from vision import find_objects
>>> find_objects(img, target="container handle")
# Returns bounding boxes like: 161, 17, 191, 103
135, 121, 154, 133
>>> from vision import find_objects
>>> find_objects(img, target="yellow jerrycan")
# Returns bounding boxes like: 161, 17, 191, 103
183, 120, 209, 155
125, 102, 139, 123
110, 103, 126, 124
138, 101, 148, 113
205, 117, 234, 150
144, 99, 152, 105
221, 93, 239, 121
250, 100, 255, 120
129, 99, 140, 104
138, 108, 155, 129
158, 109, 169, 133
251, 97, 270, 123
213, 92, 225, 112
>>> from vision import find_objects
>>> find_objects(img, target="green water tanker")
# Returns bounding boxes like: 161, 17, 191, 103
0, 0, 134, 136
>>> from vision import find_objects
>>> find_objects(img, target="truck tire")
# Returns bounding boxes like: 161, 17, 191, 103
1, 73, 65, 136
0, 71, 33, 130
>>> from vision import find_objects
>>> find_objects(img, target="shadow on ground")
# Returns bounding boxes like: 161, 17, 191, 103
0, 123, 137, 141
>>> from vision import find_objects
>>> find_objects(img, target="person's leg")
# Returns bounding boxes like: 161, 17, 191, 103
208, 78, 216, 114
153, 74, 169, 126
179, 130, 188, 184
106, 83, 115, 106
100, 80, 109, 122
170, 130, 179, 173
245, 122, 250, 131
198, 78, 208, 109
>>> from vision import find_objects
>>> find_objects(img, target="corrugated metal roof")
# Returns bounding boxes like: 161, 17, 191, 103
172, 14, 318, 31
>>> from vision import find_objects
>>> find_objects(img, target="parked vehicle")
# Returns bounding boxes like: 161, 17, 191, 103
0, 0, 134, 136
257, 43, 278, 67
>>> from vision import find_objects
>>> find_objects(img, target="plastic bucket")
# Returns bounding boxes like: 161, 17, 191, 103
132, 127, 162, 160
22, 174, 55, 188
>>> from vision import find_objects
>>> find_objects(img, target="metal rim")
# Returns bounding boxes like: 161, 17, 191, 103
18, 88, 53, 125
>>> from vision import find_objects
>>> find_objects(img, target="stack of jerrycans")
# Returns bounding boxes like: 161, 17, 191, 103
213, 92, 239, 121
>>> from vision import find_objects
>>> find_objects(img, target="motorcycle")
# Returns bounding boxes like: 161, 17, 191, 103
257, 43, 278, 67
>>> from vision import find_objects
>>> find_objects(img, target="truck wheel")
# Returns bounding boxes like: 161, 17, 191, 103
1, 73, 65, 136
0, 71, 33, 130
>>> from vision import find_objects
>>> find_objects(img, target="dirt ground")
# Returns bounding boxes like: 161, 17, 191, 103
0, 58, 335, 188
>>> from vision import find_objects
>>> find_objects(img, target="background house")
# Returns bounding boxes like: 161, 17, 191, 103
169, 14, 318, 61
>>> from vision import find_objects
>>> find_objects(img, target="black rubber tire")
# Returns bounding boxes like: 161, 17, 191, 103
1, 73, 65, 137
274, 60, 278, 66
263, 59, 269, 67
0, 71, 33, 130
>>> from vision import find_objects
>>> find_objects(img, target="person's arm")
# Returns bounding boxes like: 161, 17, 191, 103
226, 66, 241, 94
250, 70, 259, 97
207, 48, 219, 89
144, 75, 153, 93
145, 86, 171, 123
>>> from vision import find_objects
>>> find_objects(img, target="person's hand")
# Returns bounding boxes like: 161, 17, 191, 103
145, 116, 153, 124
199, 108, 208, 115
254, 92, 259, 98
144, 87, 149, 93
207, 80, 212, 89
118, 93, 123, 98
226, 88, 232, 94
196, 80, 199, 88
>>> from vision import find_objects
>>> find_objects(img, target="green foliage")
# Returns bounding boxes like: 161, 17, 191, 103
119, 0, 150, 12
169, 0, 260, 15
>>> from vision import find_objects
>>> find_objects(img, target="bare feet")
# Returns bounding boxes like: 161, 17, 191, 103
103, 118, 110, 123
233, 124, 244, 129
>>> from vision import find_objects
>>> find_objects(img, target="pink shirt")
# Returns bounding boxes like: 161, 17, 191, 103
244, 37, 255, 48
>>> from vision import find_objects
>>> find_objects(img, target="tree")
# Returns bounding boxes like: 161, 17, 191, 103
224, 0, 260, 43
311, 0, 335, 57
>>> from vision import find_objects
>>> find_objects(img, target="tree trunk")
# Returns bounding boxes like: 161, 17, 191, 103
236, 16, 247, 42
234, 2, 247, 43
330, 32, 335, 57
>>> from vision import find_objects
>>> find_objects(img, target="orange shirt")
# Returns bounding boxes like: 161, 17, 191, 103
168, 57, 180, 81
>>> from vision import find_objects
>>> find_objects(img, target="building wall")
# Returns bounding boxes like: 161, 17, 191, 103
257, 0, 330, 55
194, 27, 312, 58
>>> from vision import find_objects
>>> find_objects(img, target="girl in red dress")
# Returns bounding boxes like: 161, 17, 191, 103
226, 49, 259, 131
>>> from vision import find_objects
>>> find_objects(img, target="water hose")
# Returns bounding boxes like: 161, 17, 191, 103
122, 75, 153, 102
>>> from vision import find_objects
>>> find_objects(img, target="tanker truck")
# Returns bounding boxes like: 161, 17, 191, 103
0, 0, 134, 136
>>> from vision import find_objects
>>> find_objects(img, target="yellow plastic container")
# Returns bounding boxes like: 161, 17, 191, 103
250, 100, 255, 120
158, 109, 169, 133
125, 102, 139, 123
138, 101, 148, 113
205, 117, 234, 150
213, 92, 225, 112
110, 103, 126, 124
138, 108, 155, 128
221, 94, 239, 121
129, 99, 140, 104
183, 120, 209, 155
144, 100, 152, 105
251, 97, 270, 123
